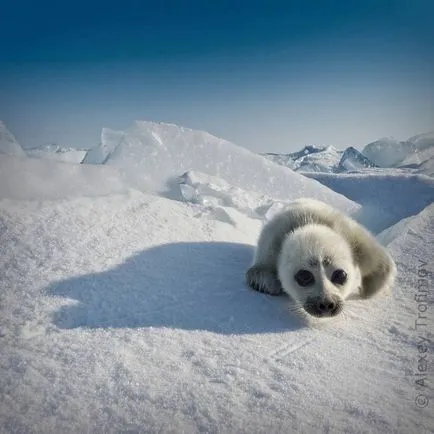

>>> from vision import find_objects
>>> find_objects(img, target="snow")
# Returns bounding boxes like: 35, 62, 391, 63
81, 121, 355, 211
0, 121, 26, 158
362, 137, 406, 167
338, 147, 377, 171
179, 170, 304, 222
363, 133, 434, 176
263, 145, 343, 173
83, 127, 126, 165
398, 146, 434, 177
0, 155, 131, 201
409, 131, 434, 150
265, 132, 434, 178
263, 145, 377, 174
26, 144, 88, 164
303, 170, 434, 233
1, 120, 434, 433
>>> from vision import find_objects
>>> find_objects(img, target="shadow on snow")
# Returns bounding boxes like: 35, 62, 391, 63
45, 242, 305, 334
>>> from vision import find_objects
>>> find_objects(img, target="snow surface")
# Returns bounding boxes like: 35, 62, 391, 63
263, 145, 343, 173
80, 121, 355, 212
363, 133, 434, 176
0, 155, 131, 201
338, 147, 377, 171
398, 146, 434, 177
83, 127, 126, 165
26, 144, 88, 164
264, 132, 434, 177
362, 137, 407, 168
179, 170, 309, 222
263, 145, 378, 174
1, 120, 434, 433
0, 121, 26, 158
303, 170, 434, 233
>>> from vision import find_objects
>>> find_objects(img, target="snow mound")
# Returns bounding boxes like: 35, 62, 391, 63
263, 145, 376, 174
262, 152, 297, 169
288, 144, 326, 160
397, 145, 434, 177
263, 145, 343, 173
363, 132, 434, 176
0, 121, 26, 158
304, 171, 434, 233
377, 202, 434, 247
407, 131, 434, 150
83, 127, 125, 164
0, 155, 131, 200
292, 146, 343, 172
179, 170, 296, 222
27, 144, 88, 164
266, 131, 433, 176
337, 146, 377, 171
82, 121, 357, 212
362, 137, 405, 167
376, 201, 434, 310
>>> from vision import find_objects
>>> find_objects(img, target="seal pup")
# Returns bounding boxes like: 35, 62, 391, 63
246, 198, 396, 318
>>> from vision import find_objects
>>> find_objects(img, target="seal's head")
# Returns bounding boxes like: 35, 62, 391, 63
277, 224, 362, 318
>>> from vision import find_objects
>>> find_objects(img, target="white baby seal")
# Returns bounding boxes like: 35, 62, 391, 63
246, 198, 396, 318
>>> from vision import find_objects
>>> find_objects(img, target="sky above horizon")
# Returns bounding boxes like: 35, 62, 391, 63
1, 0, 433, 152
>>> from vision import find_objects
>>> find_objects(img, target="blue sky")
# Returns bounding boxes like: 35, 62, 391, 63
1, 0, 433, 152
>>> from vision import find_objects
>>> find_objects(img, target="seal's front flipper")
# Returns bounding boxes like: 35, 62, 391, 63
246, 265, 284, 296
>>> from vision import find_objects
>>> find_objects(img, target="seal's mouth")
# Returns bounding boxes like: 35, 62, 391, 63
303, 295, 343, 318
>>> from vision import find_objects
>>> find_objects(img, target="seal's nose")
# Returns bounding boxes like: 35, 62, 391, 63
317, 299, 336, 313
304, 294, 342, 317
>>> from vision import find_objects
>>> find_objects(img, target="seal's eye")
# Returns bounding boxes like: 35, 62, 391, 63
294, 270, 315, 287
331, 269, 347, 285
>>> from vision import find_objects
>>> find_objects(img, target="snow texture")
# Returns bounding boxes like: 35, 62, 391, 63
338, 146, 377, 171
363, 132, 434, 176
1, 120, 434, 434
303, 170, 434, 233
398, 146, 434, 177
179, 170, 304, 222
263, 145, 343, 173
263, 145, 377, 174
80, 121, 356, 212
0, 155, 130, 201
264, 132, 434, 177
83, 127, 126, 165
26, 144, 88, 164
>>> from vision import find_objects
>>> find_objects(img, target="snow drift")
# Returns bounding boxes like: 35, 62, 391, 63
363, 132, 434, 176
82, 121, 356, 212
263, 145, 377, 174
0, 155, 131, 200
304, 170, 434, 233
1, 119, 434, 433
263, 145, 343, 173
338, 146, 377, 171
179, 170, 309, 222
26, 144, 88, 164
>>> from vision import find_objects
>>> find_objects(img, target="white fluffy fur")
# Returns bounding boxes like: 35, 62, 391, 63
278, 224, 361, 306
246, 198, 397, 317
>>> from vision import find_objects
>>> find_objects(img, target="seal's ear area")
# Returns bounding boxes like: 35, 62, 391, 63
349, 227, 397, 298
359, 259, 396, 298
